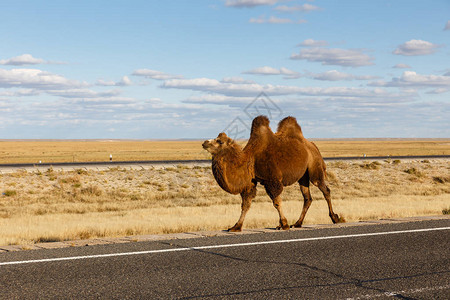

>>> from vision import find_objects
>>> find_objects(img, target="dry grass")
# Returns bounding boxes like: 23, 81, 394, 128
0, 139, 449, 164
0, 159, 449, 246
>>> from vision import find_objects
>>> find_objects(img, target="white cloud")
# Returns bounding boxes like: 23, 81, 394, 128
243, 66, 301, 79
274, 4, 320, 12
392, 64, 411, 69
369, 71, 450, 89
249, 16, 306, 24
97, 76, 132, 86
0, 89, 40, 97
183, 94, 253, 105
426, 88, 449, 94
297, 39, 328, 47
132, 69, 182, 80
47, 89, 122, 98
444, 20, 450, 31
221, 77, 255, 84
308, 70, 379, 81
0, 68, 87, 89
0, 54, 44, 66
393, 39, 441, 56
225, 0, 280, 8
0, 54, 66, 66
291, 47, 375, 67
162, 76, 411, 100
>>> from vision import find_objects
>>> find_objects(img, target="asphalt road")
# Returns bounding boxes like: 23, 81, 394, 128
0, 155, 449, 169
0, 219, 449, 299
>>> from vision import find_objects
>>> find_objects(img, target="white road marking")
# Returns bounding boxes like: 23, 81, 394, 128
0, 227, 448, 266
347, 284, 450, 299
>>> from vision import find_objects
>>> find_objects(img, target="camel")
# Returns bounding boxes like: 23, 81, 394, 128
202, 116, 341, 231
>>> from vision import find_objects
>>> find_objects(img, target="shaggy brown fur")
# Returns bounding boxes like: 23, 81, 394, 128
203, 116, 340, 231
202, 133, 257, 230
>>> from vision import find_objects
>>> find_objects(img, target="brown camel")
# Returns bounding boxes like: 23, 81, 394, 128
203, 116, 340, 231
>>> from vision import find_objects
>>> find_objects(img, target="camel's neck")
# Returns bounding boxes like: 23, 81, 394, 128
212, 143, 248, 166
211, 144, 253, 194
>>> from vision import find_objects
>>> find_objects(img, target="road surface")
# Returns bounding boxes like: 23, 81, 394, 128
0, 219, 449, 299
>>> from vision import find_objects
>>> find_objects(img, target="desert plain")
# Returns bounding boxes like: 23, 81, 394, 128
0, 139, 449, 246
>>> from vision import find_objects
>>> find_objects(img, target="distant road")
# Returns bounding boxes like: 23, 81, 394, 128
0, 155, 449, 169
0, 219, 448, 299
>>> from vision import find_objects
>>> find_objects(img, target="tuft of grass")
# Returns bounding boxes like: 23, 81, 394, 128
392, 160, 401, 165
443, 208, 450, 215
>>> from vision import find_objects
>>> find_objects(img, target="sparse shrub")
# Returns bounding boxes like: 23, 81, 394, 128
3, 190, 17, 197
130, 194, 141, 201
60, 175, 80, 185
392, 160, 401, 165
81, 185, 102, 196
404, 168, 424, 178
360, 161, 380, 170
326, 171, 337, 183
75, 169, 88, 175
433, 176, 450, 184
443, 208, 450, 215
421, 160, 430, 164
330, 161, 348, 169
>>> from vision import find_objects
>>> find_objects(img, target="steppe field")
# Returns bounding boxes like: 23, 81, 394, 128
0, 139, 449, 246
0, 139, 449, 164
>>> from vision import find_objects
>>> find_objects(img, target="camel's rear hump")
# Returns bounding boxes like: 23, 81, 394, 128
276, 116, 304, 140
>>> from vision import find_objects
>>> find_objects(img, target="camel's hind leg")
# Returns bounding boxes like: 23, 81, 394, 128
292, 173, 312, 228
264, 181, 289, 230
317, 180, 340, 224
228, 184, 256, 232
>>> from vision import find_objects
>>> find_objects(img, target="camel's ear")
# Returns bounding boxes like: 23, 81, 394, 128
218, 132, 228, 139
225, 136, 234, 145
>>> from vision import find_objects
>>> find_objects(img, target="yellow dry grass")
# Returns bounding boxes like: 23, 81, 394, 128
0, 139, 449, 164
0, 159, 449, 246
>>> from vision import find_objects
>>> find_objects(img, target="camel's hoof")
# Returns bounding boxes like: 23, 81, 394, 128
331, 213, 344, 224
290, 224, 302, 228
276, 225, 290, 230
227, 227, 242, 232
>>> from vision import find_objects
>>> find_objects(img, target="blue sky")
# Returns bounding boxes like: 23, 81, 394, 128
0, 0, 449, 139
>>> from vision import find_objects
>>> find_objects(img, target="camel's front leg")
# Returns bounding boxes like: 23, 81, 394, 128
228, 186, 256, 232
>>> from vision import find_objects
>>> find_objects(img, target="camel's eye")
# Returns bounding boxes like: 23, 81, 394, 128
217, 139, 224, 145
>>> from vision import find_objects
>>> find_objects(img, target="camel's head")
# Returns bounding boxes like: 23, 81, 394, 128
202, 132, 234, 155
